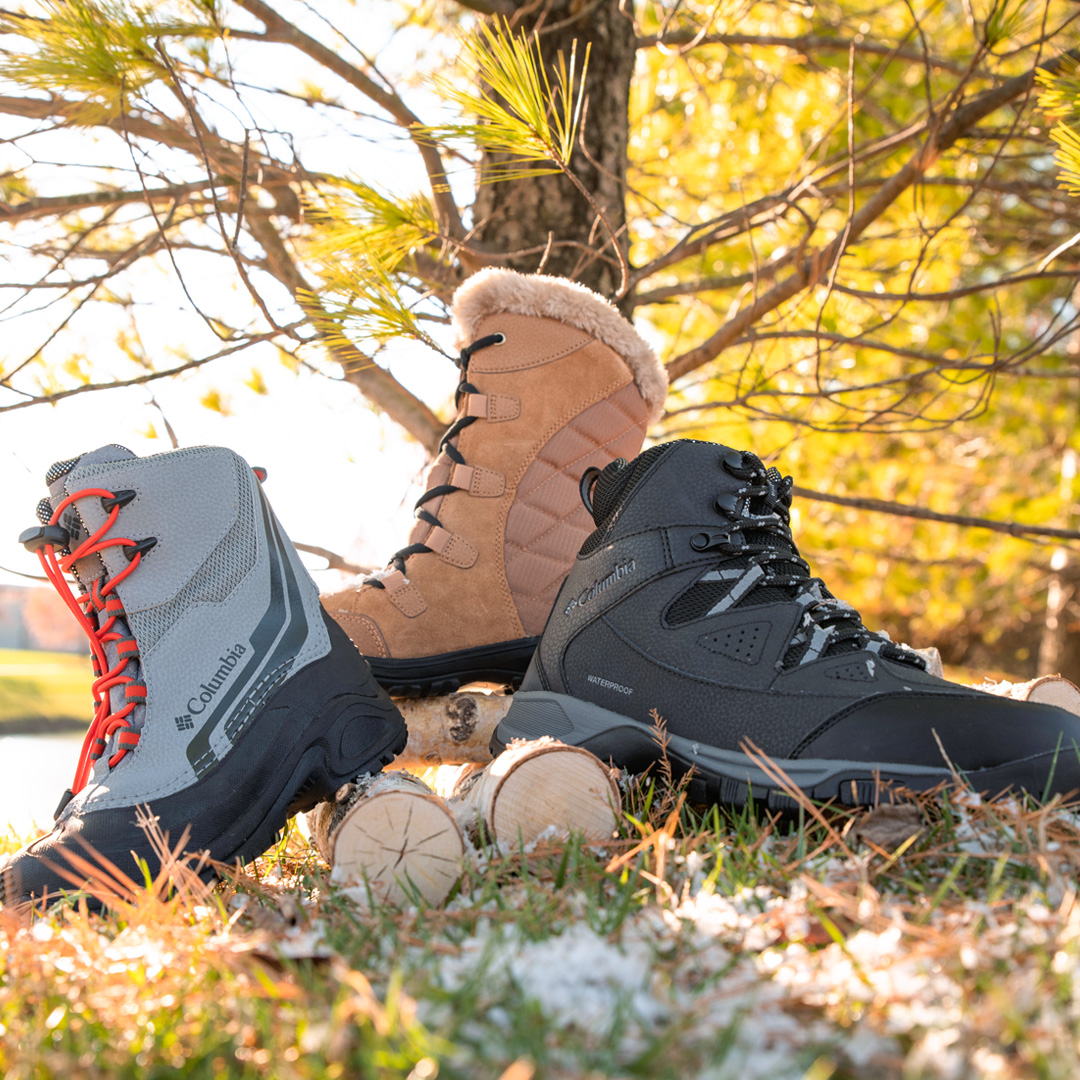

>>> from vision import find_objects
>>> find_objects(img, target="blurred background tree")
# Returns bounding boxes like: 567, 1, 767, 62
1, 0, 1078, 676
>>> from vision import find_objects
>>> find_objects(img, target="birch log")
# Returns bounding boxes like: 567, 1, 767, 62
306, 772, 465, 906
976, 674, 1080, 715
447, 738, 622, 846
387, 692, 511, 769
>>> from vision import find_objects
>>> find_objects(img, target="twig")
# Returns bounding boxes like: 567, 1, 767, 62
0, 333, 284, 414
637, 31, 971, 75
292, 543, 370, 576
793, 485, 1080, 544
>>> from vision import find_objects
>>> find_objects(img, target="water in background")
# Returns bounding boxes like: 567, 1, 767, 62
0, 733, 83, 838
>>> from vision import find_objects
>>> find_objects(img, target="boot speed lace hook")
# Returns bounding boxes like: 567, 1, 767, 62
366, 332, 505, 588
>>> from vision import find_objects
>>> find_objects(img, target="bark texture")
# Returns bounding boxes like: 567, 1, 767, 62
472, 0, 636, 302
386, 692, 512, 768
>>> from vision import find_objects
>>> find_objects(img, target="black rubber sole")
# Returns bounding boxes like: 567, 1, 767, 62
368, 636, 540, 698
492, 691, 1080, 810
0, 613, 407, 908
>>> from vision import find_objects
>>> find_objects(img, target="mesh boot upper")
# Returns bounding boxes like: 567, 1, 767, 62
30, 445, 332, 815
579, 441, 922, 673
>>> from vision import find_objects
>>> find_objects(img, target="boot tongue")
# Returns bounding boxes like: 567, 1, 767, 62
589, 443, 677, 528
43, 445, 137, 587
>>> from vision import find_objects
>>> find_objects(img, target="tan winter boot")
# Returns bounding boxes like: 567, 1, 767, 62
322, 268, 667, 696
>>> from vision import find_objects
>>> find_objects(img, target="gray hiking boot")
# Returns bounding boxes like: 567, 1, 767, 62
2, 444, 406, 907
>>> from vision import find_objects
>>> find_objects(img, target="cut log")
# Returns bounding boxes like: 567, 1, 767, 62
976, 674, 1080, 716
306, 772, 465, 907
447, 738, 622, 846
387, 692, 511, 769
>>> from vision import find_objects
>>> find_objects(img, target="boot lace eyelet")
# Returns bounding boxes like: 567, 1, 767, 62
720, 450, 745, 475
124, 536, 157, 561
580, 467, 603, 515
714, 493, 740, 516
368, 333, 505, 583
691, 529, 743, 553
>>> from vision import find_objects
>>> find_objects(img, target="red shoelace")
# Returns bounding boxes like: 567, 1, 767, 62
33, 488, 148, 795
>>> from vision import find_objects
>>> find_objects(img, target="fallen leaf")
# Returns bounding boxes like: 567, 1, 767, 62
853, 803, 924, 852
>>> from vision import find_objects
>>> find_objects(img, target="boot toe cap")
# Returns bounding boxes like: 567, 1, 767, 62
797, 692, 1080, 794
0, 825, 95, 907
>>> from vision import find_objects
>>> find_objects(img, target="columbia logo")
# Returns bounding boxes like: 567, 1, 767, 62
565, 559, 636, 615
174, 714, 194, 732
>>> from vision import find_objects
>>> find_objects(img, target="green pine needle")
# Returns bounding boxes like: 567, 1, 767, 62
1038, 57, 1080, 196
420, 19, 590, 184
0, 0, 220, 118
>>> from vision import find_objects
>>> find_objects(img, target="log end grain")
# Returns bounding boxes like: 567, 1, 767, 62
331, 790, 465, 907
976, 674, 1080, 716
1024, 675, 1080, 716
464, 739, 622, 846
313, 772, 466, 907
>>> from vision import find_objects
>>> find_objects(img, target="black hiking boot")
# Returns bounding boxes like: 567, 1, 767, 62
491, 440, 1080, 807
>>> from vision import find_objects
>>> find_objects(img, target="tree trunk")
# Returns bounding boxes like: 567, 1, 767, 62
472, 0, 636, 303
1039, 446, 1078, 675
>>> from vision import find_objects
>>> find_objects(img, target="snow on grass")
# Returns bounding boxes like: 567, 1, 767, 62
7, 782, 1080, 1077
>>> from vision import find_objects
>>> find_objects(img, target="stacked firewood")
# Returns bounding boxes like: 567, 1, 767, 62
306, 692, 620, 906
307, 671, 1080, 907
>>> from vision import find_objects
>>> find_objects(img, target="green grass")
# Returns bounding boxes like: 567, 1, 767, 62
4, 776, 1080, 1079
0, 647, 89, 727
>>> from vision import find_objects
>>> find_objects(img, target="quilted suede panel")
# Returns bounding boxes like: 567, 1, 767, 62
505, 383, 650, 635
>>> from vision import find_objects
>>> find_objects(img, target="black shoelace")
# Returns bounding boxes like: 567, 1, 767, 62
697, 451, 925, 670
365, 333, 505, 588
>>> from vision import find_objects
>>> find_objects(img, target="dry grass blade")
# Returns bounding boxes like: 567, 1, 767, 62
606, 790, 686, 899
739, 738, 857, 861
37, 807, 216, 915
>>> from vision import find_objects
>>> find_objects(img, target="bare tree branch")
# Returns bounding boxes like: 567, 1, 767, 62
292, 543, 371, 576
830, 269, 1079, 302
665, 47, 1080, 383
0, 333, 282, 414
0, 179, 224, 222
231, 0, 470, 252
244, 214, 446, 455
446, 0, 515, 14
794, 485, 1080, 545
0, 95, 295, 184
637, 31, 971, 75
